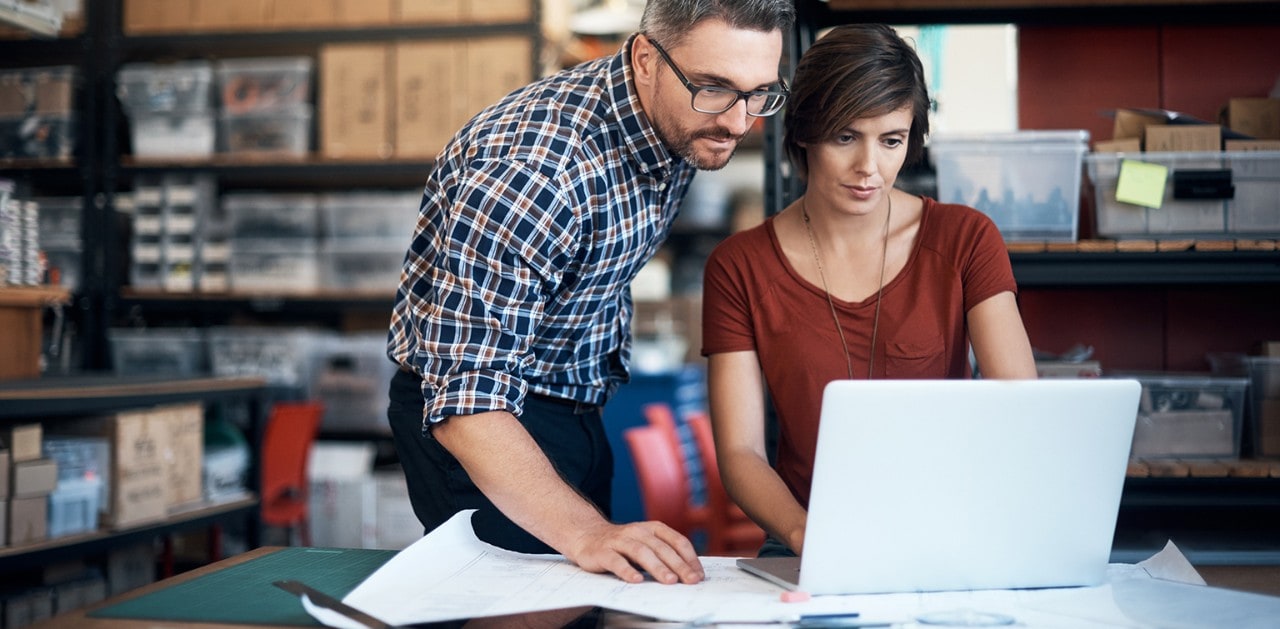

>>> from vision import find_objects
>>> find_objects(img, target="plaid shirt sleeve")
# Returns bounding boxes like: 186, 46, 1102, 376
395, 156, 577, 427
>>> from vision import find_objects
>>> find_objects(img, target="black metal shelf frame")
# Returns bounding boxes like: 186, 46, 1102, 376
64, 1, 542, 367
0, 375, 270, 572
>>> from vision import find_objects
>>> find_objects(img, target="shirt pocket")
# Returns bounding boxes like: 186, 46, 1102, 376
883, 334, 946, 378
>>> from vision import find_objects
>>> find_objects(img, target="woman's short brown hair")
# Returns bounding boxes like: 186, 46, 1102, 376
783, 24, 931, 181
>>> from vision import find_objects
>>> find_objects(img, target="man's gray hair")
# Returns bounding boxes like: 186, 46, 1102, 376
639, 0, 795, 48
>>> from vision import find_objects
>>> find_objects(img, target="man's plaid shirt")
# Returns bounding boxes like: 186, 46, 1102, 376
388, 36, 696, 431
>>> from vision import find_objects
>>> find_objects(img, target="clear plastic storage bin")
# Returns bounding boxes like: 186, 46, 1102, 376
1129, 374, 1249, 459
218, 104, 312, 155
229, 242, 321, 293
320, 191, 420, 242
117, 61, 214, 114
223, 193, 319, 241
1087, 151, 1280, 238
128, 112, 215, 158
1247, 357, 1280, 458
322, 246, 403, 292
312, 333, 398, 435
930, 130, 1089, 242
108, 327, 208, 376
34, 196, 82, 247
0, 112, 76, 159
215, 57, 313, 113
48, 477, 103, 538
207, 327, 322, 390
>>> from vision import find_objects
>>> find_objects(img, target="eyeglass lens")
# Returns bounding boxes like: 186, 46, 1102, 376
693, 88, 785, 116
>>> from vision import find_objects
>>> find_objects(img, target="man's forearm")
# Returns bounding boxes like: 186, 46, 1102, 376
431, 409, 609, 554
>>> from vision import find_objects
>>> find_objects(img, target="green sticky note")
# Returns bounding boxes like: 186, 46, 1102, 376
1116, 159, 1168, 209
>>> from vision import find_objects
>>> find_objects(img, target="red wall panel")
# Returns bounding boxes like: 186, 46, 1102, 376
1018, 288, 1166, 372
1017, 26, 1160, 145
1161, 26, 1280, 124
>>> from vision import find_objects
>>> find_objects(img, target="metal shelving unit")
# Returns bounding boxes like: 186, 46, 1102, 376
0, 375, 269, 572
12, 0, 541, 366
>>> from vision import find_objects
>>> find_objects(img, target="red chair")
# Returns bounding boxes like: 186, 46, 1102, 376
642, 403, 710, 533
260, 400, 324, 546
624, 425, 698, 536
685, 412, 767, 556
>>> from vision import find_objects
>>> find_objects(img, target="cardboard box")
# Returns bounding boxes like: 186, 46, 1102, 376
0, 499, 6, 546
123, 0, 196, 34
465, 36, 533, 117
62, 410, 170, 529
269, 0, 336, 28
1113, 108, 1166, 142
1094, 138, 1141, 153
113, 409, 170, 527
192, 0, 269, 32
320, 44, 393, 159
6, 423, 42, 462
9, 495, 48, 545
1258, 398, 1280, 457
12, 458, 58, 497
1257, 341, 1280, 357
393, 40, 466, 159
1226, 139, 1280, 151
162, 402, 204, 509
0, 449, 8, 500
333, 0, 393, 26
395, 0, 463, 24
468, 0, 532, 23
1145, 124, 1221, 152
1225, 97, 1280, 140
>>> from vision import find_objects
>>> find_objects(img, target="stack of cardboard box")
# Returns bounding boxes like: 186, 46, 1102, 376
1098, 98, 1280, 153
123, 0, 532, 34
3, 424, 57, 547
320, 36, 533, 160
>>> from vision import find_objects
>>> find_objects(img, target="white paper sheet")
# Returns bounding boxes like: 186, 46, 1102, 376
306, 511, 1276, 628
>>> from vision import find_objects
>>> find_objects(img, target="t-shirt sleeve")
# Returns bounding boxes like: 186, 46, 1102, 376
960, 210, 1018, 312
701, 234, 759, 356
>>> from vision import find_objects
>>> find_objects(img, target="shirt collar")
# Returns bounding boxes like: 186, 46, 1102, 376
609, 33, 682, 178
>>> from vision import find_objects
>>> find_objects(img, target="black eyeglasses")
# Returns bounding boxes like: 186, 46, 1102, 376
647, 38, 788, 117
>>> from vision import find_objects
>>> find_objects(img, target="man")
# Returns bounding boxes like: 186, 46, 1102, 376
387, 0, 794, 585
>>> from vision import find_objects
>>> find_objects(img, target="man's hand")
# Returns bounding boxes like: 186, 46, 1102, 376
435, 410, 704, 585
566, 519, 704, 585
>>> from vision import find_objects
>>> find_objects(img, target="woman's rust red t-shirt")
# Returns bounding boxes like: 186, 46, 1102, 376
701, 197, 1017, 506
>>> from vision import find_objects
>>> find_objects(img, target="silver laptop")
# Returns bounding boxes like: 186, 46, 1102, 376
739, 378, 1141, 595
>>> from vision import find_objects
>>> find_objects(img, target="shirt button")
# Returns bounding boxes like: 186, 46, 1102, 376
658, 182, 668, 191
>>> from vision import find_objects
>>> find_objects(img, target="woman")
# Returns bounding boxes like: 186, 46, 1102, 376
700, 24, 1037, 557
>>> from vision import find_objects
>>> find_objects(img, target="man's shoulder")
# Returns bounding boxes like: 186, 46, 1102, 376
463, 70, 619, 168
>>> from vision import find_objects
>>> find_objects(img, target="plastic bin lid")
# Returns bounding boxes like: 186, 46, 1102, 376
214, 56, 314, 73
929, 129, 1090, 146
118, 60, 214, 80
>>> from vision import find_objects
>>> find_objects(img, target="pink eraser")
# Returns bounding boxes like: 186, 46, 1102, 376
780, 590, 811, 603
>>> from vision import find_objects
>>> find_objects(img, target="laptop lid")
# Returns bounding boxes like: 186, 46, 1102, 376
741, 378, 1140, 596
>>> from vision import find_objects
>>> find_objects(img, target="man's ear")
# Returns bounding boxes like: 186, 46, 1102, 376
631, 34, 659, 88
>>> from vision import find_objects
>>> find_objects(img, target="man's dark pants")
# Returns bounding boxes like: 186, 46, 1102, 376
387, 367, 614, 553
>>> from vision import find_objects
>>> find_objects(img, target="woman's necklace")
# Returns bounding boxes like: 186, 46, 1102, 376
801, 193, 891, 380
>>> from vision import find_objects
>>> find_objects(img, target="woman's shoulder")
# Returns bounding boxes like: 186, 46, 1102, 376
921, 196, 1002, 238
709, 217, 776, 259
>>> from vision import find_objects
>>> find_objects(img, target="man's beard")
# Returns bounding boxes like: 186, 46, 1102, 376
660, 123, 743, 171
